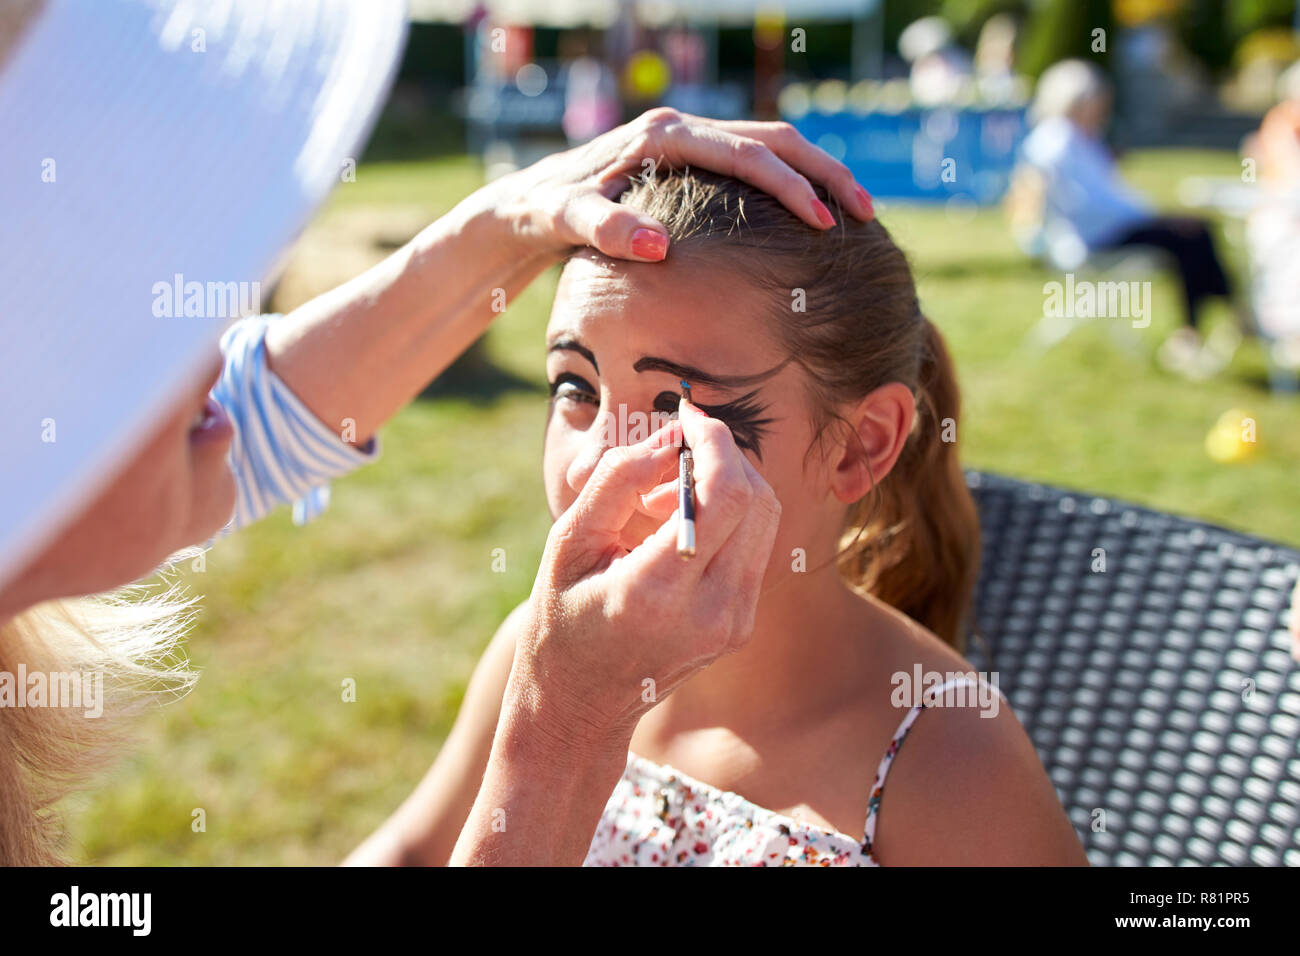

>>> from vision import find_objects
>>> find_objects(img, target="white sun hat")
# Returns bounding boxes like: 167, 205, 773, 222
0, 0, 408, 592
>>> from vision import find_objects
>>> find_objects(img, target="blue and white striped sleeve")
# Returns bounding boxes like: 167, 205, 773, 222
213, 314, 380, 531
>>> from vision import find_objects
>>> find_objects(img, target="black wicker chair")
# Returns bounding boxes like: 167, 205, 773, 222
964, 471, 1300, 866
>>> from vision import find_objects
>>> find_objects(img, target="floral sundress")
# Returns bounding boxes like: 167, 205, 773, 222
583, 677, 1003, 866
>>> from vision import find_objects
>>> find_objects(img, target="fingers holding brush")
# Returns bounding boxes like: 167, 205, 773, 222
674, 393, 781, 653
676, 382, 697, 559
672, 396, 761, 567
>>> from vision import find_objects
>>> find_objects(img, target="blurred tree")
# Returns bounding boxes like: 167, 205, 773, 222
882, 0, 945, 66
1225, 0, 1298, 40
1016, 0, 1117, 78
397, 22, 464, 84
793, 21, 855, 80
1174, 0, 1234, 75
941, 0, 1030, 49
717, 26, 756, 83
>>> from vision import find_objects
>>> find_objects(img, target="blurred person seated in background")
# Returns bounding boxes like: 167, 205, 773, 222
1021, 59, 1241, 378
1242, 61, 1300, 373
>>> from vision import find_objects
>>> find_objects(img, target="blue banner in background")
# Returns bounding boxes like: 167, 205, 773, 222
789, 108, 1028, 204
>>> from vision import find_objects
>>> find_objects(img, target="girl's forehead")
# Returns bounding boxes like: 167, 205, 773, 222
549, 254, 779, 358
552, 260, 637, 320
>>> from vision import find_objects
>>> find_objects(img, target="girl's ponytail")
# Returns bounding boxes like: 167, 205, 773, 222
837, 319, 979, 650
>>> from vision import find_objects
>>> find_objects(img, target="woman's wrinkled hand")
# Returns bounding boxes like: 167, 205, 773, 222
493, 107, 874, 263
507, 401, 781, 753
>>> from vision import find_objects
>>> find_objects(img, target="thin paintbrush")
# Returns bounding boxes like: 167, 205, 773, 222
677, 380, 696, 559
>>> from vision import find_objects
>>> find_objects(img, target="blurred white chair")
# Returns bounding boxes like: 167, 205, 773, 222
1006, 163, 1160, 353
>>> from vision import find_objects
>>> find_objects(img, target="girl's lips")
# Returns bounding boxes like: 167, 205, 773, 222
189, 396, 233, 446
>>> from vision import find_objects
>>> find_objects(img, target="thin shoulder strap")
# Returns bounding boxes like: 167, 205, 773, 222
861, 676, 1007, 857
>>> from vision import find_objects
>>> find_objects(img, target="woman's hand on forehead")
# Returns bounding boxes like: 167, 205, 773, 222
492, 108, 874, 265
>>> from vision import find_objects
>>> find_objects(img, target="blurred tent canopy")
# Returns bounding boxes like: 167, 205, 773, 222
409, 0, 877, 27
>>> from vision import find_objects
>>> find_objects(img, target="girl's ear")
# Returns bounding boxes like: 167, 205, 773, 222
828, 383, 916, 504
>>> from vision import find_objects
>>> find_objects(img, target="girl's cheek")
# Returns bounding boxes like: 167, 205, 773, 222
542, 430, 581, 519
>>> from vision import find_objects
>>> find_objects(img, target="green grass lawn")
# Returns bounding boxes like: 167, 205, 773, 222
63, 148, 1296, 864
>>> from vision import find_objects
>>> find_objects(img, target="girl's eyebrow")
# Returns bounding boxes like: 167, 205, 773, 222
547, 337, 599, 373
633, 355, 789, 390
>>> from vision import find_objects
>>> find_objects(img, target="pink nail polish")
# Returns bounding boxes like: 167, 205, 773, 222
811, 198, 836, 228
855, 185, 874, 218
631, 228, 668, 260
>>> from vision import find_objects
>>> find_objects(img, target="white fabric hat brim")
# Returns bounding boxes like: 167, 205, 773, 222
0, 0, 408, 592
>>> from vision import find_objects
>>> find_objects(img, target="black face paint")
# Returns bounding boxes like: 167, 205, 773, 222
652, 388, 775, 459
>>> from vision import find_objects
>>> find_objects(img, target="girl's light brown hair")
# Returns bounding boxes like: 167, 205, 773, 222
617, 168, 979, 648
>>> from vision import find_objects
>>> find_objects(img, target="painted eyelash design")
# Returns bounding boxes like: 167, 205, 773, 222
652, 389, 775, 457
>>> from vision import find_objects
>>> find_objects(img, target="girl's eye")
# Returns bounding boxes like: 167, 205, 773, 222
548, 372, 599, 407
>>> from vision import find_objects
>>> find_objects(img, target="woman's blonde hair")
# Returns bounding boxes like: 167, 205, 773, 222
0, 574, 198, 865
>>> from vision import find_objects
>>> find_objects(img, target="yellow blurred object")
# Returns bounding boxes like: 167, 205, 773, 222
624, 50, 671, 100
1205, 409, 1259, 463
1115, 0, 1181, 28
753, 9, 785, 51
